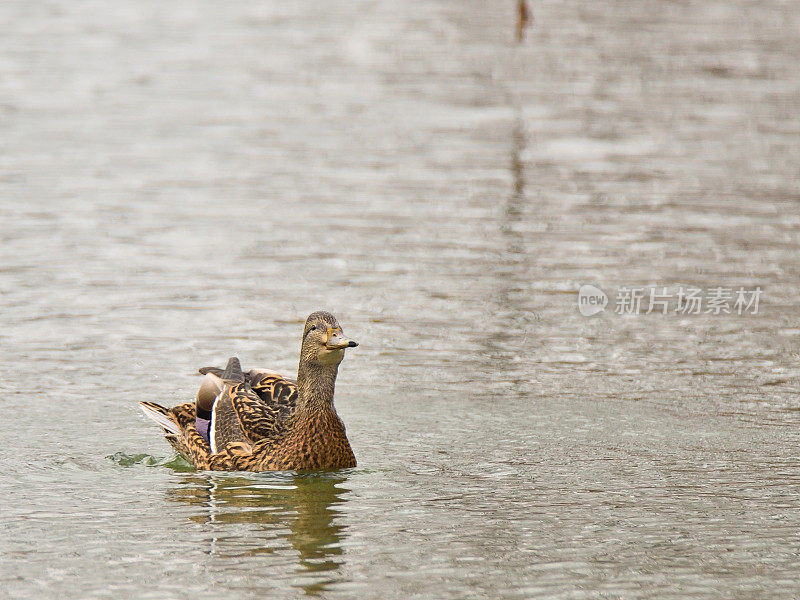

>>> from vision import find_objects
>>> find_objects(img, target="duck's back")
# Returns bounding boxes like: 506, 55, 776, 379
210, 371, 298, 452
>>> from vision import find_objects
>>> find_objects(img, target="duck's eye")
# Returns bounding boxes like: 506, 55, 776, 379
309, 325, 316, 331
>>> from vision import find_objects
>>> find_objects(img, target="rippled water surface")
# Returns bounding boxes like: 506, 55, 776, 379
2, 1, 800, 598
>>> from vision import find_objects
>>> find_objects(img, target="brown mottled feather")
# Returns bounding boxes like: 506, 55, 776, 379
210, 385, 250, 450
209, 375, 297, 448
140, 401, 213, 469
241, 373, 297, 439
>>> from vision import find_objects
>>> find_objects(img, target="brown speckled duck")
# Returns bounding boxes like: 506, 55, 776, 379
139, 311, 358, 471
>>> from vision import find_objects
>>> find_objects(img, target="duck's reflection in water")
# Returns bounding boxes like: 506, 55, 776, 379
167, 471, 351, 595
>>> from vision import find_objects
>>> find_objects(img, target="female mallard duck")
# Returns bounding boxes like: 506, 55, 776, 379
139, 311, 358, 471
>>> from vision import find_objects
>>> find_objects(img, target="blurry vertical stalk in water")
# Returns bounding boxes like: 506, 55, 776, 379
516, 0, 531, 43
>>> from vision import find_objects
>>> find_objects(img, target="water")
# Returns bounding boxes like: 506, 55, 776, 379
1, 1, 799, 598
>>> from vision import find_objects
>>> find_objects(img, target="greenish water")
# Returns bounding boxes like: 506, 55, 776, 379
108, 452, 195, 472
2, 1, 800, 598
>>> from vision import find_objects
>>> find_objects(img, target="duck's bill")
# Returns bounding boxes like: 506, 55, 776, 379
325, 327, 359, 349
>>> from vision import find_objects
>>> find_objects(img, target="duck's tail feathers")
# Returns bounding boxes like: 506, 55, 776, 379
198, 366, 224, 377
139, 401, 181, 436
222, 356, 245, 383
199, 357, 245, 383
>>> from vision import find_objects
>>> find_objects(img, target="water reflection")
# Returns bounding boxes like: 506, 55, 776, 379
482, 114, 534, 369
167, 472, 351, 595
506, 114, 527, 232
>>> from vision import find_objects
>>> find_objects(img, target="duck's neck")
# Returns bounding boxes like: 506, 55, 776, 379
296, 361, 339, 414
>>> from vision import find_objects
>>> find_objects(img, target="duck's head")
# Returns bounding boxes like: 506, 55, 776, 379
301, 311, 358, 367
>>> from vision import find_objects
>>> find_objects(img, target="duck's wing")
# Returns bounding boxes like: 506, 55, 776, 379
198, 359, 297, 449
249, 371, 298, 407
211, 374, 297, 450
209, 382, 252, 452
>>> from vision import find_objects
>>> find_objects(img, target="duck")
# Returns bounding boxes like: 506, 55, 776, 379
139, 311, 358, 471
